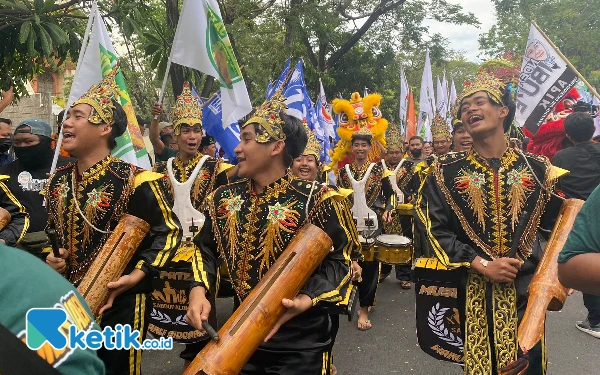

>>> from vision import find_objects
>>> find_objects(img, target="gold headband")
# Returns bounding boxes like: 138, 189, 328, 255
72, 64, 120, 125
171, 82, 203, 135
455, 70, 506, 118
302, 120, 321, 158
243, 92, 287, 143
431, 113, 451, 140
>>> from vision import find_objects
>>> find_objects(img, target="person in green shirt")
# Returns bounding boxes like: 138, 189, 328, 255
558, 185, 600, 306
0, 245, 105, 374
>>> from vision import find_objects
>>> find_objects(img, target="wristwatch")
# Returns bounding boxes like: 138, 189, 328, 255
479, 258, 489, 268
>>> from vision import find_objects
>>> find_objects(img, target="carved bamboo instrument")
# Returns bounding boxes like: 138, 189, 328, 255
184, 223, 333, 375
499, 198, 584, 375
0, 207, 11, 232
77, 214, 150, 316
518, 198, 583, 349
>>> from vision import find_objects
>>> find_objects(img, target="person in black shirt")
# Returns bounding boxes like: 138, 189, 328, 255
0, 119, 73, 258
552, 111, 600, 338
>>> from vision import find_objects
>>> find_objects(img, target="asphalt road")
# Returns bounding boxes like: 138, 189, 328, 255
143, 277, 599, 374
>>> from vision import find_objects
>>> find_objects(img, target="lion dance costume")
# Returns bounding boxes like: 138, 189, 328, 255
329, 92, 388, 169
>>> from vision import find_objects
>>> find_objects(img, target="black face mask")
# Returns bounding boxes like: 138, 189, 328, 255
411, 148, 423, 158
0, 137, 12, 153
14, 137, 54, 169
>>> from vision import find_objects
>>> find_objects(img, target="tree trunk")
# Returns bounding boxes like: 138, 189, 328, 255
166, 0, 184, 98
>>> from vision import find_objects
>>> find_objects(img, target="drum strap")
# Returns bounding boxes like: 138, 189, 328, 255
382, 160, 405, 204
0, 323, 61, 375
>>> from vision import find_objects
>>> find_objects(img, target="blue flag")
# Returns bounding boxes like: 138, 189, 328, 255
199, 91, 241, 163
266, 58, 292, 100
281, 59, 328, 161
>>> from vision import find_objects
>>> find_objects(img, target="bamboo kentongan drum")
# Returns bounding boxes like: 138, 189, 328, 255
184, 223, 333, 375
77, 214, 150, 317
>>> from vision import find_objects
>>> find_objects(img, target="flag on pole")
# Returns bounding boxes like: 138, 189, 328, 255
449, 80, 457, 112
68, 6, 150, 169
282, 60, 324, 142
200, 92, 240, 162
266, 58, 291, 99
406, 90, 417, 142
418, 50, 435, 141
516, 23, 578, 134
317, 79, 335, 163
436, 77, 448, 119
171, 0, 252, 128
399, 67, 409, 126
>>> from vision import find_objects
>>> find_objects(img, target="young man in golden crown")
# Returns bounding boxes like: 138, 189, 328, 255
379, 124, 416, 288
431, 113, 452, 157
416, 71, 565, 374
150, 82, 233, 364
336, 127, 394, 330
186, 92, 357, 374
45, 66, 181, 375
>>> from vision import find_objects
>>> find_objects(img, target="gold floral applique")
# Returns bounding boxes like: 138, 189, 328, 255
257, 200, 300, 277
217, 191, 245, 262
506, 167, 535, 230
455, 168, 488, 230
82, 185, 113, 245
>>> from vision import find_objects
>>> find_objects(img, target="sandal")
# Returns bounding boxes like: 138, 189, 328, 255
357, 318, 372, 331
400, 281, 411, 289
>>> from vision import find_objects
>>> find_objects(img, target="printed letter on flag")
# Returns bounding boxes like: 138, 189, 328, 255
515, 23, 578, 134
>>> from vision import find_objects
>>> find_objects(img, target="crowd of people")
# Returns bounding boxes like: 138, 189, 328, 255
0, 63, 598, 375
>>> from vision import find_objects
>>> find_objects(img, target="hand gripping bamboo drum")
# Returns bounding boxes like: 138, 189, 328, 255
374, 234, 412, 265
77, 214, 150, 317
184, 223, 333, 375
358, 235, 375, 262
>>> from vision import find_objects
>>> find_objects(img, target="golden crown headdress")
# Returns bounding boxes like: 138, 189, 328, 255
243, 92, 288, 143
352, 126, 373, 139
386, 122, 403, 149
171, 82, 203, 134
454, 70, 506, 118
72, 64, 120, 125
302, 120, 322, 159
431, 113, 451, 140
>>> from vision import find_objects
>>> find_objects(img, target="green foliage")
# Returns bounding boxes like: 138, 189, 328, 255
479, 0, 600, 88
0, 0, 86, 98
1, 0, 482, 122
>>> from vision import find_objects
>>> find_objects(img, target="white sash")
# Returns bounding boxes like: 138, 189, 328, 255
382, 159, 405, 204
166, 154, 210, 237
345, 163, 379, 232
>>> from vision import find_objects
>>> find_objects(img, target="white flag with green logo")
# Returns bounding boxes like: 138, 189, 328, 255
171, 0, 252, 128
67, 7, 150, 169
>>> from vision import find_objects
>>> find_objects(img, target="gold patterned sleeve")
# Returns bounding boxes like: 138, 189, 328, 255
300, 193, 356, 306
190, 209, 221, 293
415, 173, 477, 269
127, 179, 181, 274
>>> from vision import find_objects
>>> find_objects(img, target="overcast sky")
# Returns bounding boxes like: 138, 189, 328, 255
423, 0, 497, 62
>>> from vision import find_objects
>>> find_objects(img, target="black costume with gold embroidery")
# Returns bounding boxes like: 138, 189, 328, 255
45, 156, 180, 375
152, 153, 231, 360
416, 147, 564, 375
192, 173, 357, 374
337, 161, 393, 307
